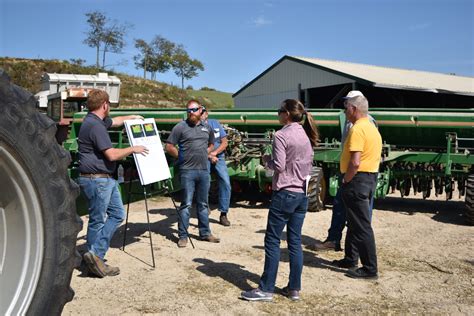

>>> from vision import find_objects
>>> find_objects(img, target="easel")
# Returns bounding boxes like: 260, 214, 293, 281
121, 177, 156, 267
121, 174, 195, 268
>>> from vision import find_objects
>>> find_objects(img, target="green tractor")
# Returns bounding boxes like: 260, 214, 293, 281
65, 107, 474, 223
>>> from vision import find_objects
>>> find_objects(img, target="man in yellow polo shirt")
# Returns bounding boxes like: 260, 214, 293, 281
335, 90, 382, 279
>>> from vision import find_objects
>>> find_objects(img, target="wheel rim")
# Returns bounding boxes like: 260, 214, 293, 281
0, 142, 44, 315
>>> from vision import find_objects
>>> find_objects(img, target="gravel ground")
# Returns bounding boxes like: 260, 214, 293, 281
63, 191, 473, 315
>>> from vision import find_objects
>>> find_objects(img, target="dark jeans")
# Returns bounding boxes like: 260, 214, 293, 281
341, 172, 378, 274
327, 187, 346, 242
259, 190, 308, 293
178, 169, 211, 239
208, 157, 231, 214
327, 175, 375, 242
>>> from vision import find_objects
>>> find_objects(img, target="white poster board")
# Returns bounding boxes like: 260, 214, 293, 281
124, 118, 171, 185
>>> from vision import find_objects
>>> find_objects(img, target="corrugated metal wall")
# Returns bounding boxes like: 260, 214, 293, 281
235, 90, 298, 109
234, 59, 354, 108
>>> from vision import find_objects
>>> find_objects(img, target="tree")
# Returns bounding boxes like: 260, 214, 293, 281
83, 11, 131, 69
171, 45, 204, 89
101, 22, 130, 68
134, 35, 176, 80
148, 36, 176, 80
83, 11, 106, 68
134, 39, 153, 79
69, 58, 87, 67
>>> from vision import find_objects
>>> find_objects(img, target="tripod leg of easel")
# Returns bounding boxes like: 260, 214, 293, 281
143, 186, 156, 268
122, 178, 133, 251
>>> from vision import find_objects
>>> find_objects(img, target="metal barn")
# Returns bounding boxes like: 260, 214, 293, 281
233, 56, 474, 109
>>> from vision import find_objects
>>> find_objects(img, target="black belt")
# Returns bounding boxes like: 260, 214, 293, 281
80, 173, 113, 178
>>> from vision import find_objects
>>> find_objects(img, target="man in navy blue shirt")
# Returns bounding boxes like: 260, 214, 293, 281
78, 89, 148, 278
201, 106, 232, 226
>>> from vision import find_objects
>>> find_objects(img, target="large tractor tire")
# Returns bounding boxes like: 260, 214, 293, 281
466, 174, 474, 225
0, 70, 82, 315
307, 166, 326, 212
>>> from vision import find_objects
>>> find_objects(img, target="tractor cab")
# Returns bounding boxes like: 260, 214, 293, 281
47, 88, 90, 144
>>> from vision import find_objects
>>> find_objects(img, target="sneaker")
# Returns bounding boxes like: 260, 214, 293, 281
201, 234, 220, 243
310, 239, 341, 251
83, 251, 107, 278
345, 267, 378, 280
331, 258, 357, 269
103, 264, 120, 276
281, 286, 300, 301
177, 238, 188, 248
241, 288, 273, 301
219, 214, 231, 226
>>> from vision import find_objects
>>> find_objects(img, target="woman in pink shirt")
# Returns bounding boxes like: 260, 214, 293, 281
242, 99, 318, 302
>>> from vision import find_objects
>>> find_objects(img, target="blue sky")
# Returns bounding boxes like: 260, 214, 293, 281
1, 0, 473, 93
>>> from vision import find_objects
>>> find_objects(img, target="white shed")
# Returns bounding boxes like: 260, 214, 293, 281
40, 72, 121, 104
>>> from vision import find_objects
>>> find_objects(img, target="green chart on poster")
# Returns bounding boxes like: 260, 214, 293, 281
124, 118, 171, 185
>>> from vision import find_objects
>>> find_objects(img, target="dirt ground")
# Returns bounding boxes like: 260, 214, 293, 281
63, 191, 473, 315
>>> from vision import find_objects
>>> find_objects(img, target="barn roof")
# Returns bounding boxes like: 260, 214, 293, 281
233, 55, 474, 97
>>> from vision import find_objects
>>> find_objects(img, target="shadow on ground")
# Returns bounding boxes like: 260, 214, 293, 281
251, 242, 347, 274
193, 258, 261, 291
374, 196, 470, 226
109, 206, 220, 249
110, 208, 180, 248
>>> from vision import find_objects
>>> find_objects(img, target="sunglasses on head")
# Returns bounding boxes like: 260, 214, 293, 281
187, 107, 200, 113
277, 108, 287, 114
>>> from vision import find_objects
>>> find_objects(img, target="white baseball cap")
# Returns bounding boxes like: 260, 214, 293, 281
342, 90, 364, 99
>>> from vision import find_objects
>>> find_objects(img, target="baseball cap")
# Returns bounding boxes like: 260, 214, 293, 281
342, 90, 364, 99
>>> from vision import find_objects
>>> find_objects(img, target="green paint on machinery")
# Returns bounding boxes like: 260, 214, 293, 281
65, 107, 474, 223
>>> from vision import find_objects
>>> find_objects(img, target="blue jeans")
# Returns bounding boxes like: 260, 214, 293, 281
327, 176, 375, 242
259, 190, 308, 293
178, 169, 212, 239
208, 157, 231, 213
327, 188, 346, 242
78, 177, 125, 260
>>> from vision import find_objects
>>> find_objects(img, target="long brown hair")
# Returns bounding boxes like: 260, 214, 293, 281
280, 99, 319, 147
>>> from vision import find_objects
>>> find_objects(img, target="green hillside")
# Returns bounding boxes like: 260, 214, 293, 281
0, 57, 233, 109
187, 89, 233, 109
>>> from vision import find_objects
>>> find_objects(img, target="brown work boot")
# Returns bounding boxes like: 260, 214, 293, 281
103, 264, 120, 276
177, 238, 188, 248
219, 213, 231, 226
83, 251, 107, 278
201, 234, 220, 243
310, 239, 341, 252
